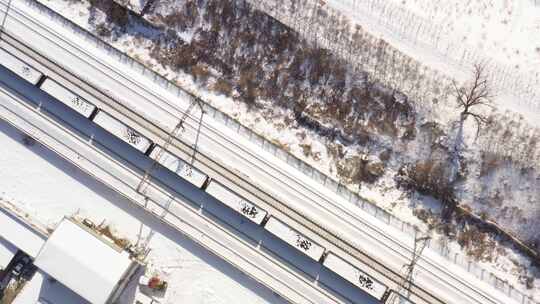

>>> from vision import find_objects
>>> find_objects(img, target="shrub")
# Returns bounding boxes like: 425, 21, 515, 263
211, 78, 233, 96
397, 159, 456, 211
95, 22, 112, 37
89, 0, 129, 28
190, 64, 211, 83
107, 2, 129, 27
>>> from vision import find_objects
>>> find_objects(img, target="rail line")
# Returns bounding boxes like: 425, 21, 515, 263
0, 27, 443, 304
0, 79, 338, 304
0, 1, 525, 303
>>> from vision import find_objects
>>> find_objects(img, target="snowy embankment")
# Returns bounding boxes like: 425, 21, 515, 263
35, 0, 540, 298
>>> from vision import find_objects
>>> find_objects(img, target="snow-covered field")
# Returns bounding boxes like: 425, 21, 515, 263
331, 0, 540, 116
0, 119, 288, 304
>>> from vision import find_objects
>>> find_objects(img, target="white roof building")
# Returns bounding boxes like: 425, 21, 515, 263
33, 218, 138, 304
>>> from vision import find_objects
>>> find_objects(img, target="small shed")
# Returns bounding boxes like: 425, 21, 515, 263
34, 218, 138, 304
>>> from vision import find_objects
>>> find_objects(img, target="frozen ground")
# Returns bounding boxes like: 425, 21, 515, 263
324, 0, 540, 124
0, 119, 288, 304
42, 0, 540, 242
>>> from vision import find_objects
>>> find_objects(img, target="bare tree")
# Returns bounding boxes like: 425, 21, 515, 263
453, 62, 494, 136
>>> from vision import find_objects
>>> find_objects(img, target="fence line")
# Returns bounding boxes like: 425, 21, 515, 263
15, 1, 539, 303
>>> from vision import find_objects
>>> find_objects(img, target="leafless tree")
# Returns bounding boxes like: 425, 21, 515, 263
453, 62, 494, 136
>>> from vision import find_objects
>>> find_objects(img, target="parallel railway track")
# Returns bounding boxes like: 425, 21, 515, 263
0, 1, 523, 303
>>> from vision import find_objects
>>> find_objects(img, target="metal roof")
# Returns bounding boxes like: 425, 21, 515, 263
34, 219, 134, 304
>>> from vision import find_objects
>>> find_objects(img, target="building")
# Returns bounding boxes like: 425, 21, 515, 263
32, 218, 139, 304
0, 209, 139, 304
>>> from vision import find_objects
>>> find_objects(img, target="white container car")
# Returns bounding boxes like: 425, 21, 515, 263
206, 181, 267, 225
264, 217, 325, 262
149, 146, 207, 188
40, 79, 96, 118
93, 111, 152, 153
0, 48, 43, 85
323, 253, 388, 301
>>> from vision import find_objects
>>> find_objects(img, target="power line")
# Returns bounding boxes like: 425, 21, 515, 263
136, 97, 203, 194
0, 0, 13, 43
388, 229, 430, 304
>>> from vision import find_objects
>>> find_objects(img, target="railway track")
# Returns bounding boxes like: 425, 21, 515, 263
0, 1, 526, 303
0, 74, 338, 304
0, 24, 441, 304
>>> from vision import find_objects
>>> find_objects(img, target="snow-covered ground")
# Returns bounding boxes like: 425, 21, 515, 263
32, 0, 540, 298
0, 119, 288, 304
322, 0, 540, 124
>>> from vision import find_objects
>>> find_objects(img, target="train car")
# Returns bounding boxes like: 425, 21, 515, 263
93, 111, 152, 153
39, 78, 96, 119
264, 217, 325, 262
323, 252, 388, 301
205, 181, 267, 225
0, 47, 43, 85
149, 146, 207, 188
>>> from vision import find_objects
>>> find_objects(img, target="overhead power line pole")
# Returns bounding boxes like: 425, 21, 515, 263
388, 229, 431, 304
136, 97, 203, 194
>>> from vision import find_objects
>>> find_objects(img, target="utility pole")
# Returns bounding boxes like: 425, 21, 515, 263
388, 229, 431, 303
134, 97, 204, 250
136, 97, 203, 194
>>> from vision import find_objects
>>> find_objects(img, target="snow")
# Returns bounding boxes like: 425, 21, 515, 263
40, 78, 96, 118
4, 0, 539, 301
12, 270, 89, 304
386, 293, 415, 304
0, 47, 43, 85
0, 237, 16, 270
113, 0, 149, 14
34, 218, 135, 304
0, 63, 362, 304
17, 270, 89, 304
149, 146, 208, 188
0, 206, 46, 258
33, 0, 540, 245
323, 253, 387, 301
205, 181, 268, 225
0, 119, 288, 304
264, 217, 325, 262
133, 292, 153, 304
93, 110, 152, 153
322, 0, 540, 126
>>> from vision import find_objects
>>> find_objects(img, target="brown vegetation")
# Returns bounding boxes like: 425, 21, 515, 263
98, 225, 131, 249
89, 0, 130, 29
143, 0, 415, 151
86, 0, 540, 270
397, 159, 455, 207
